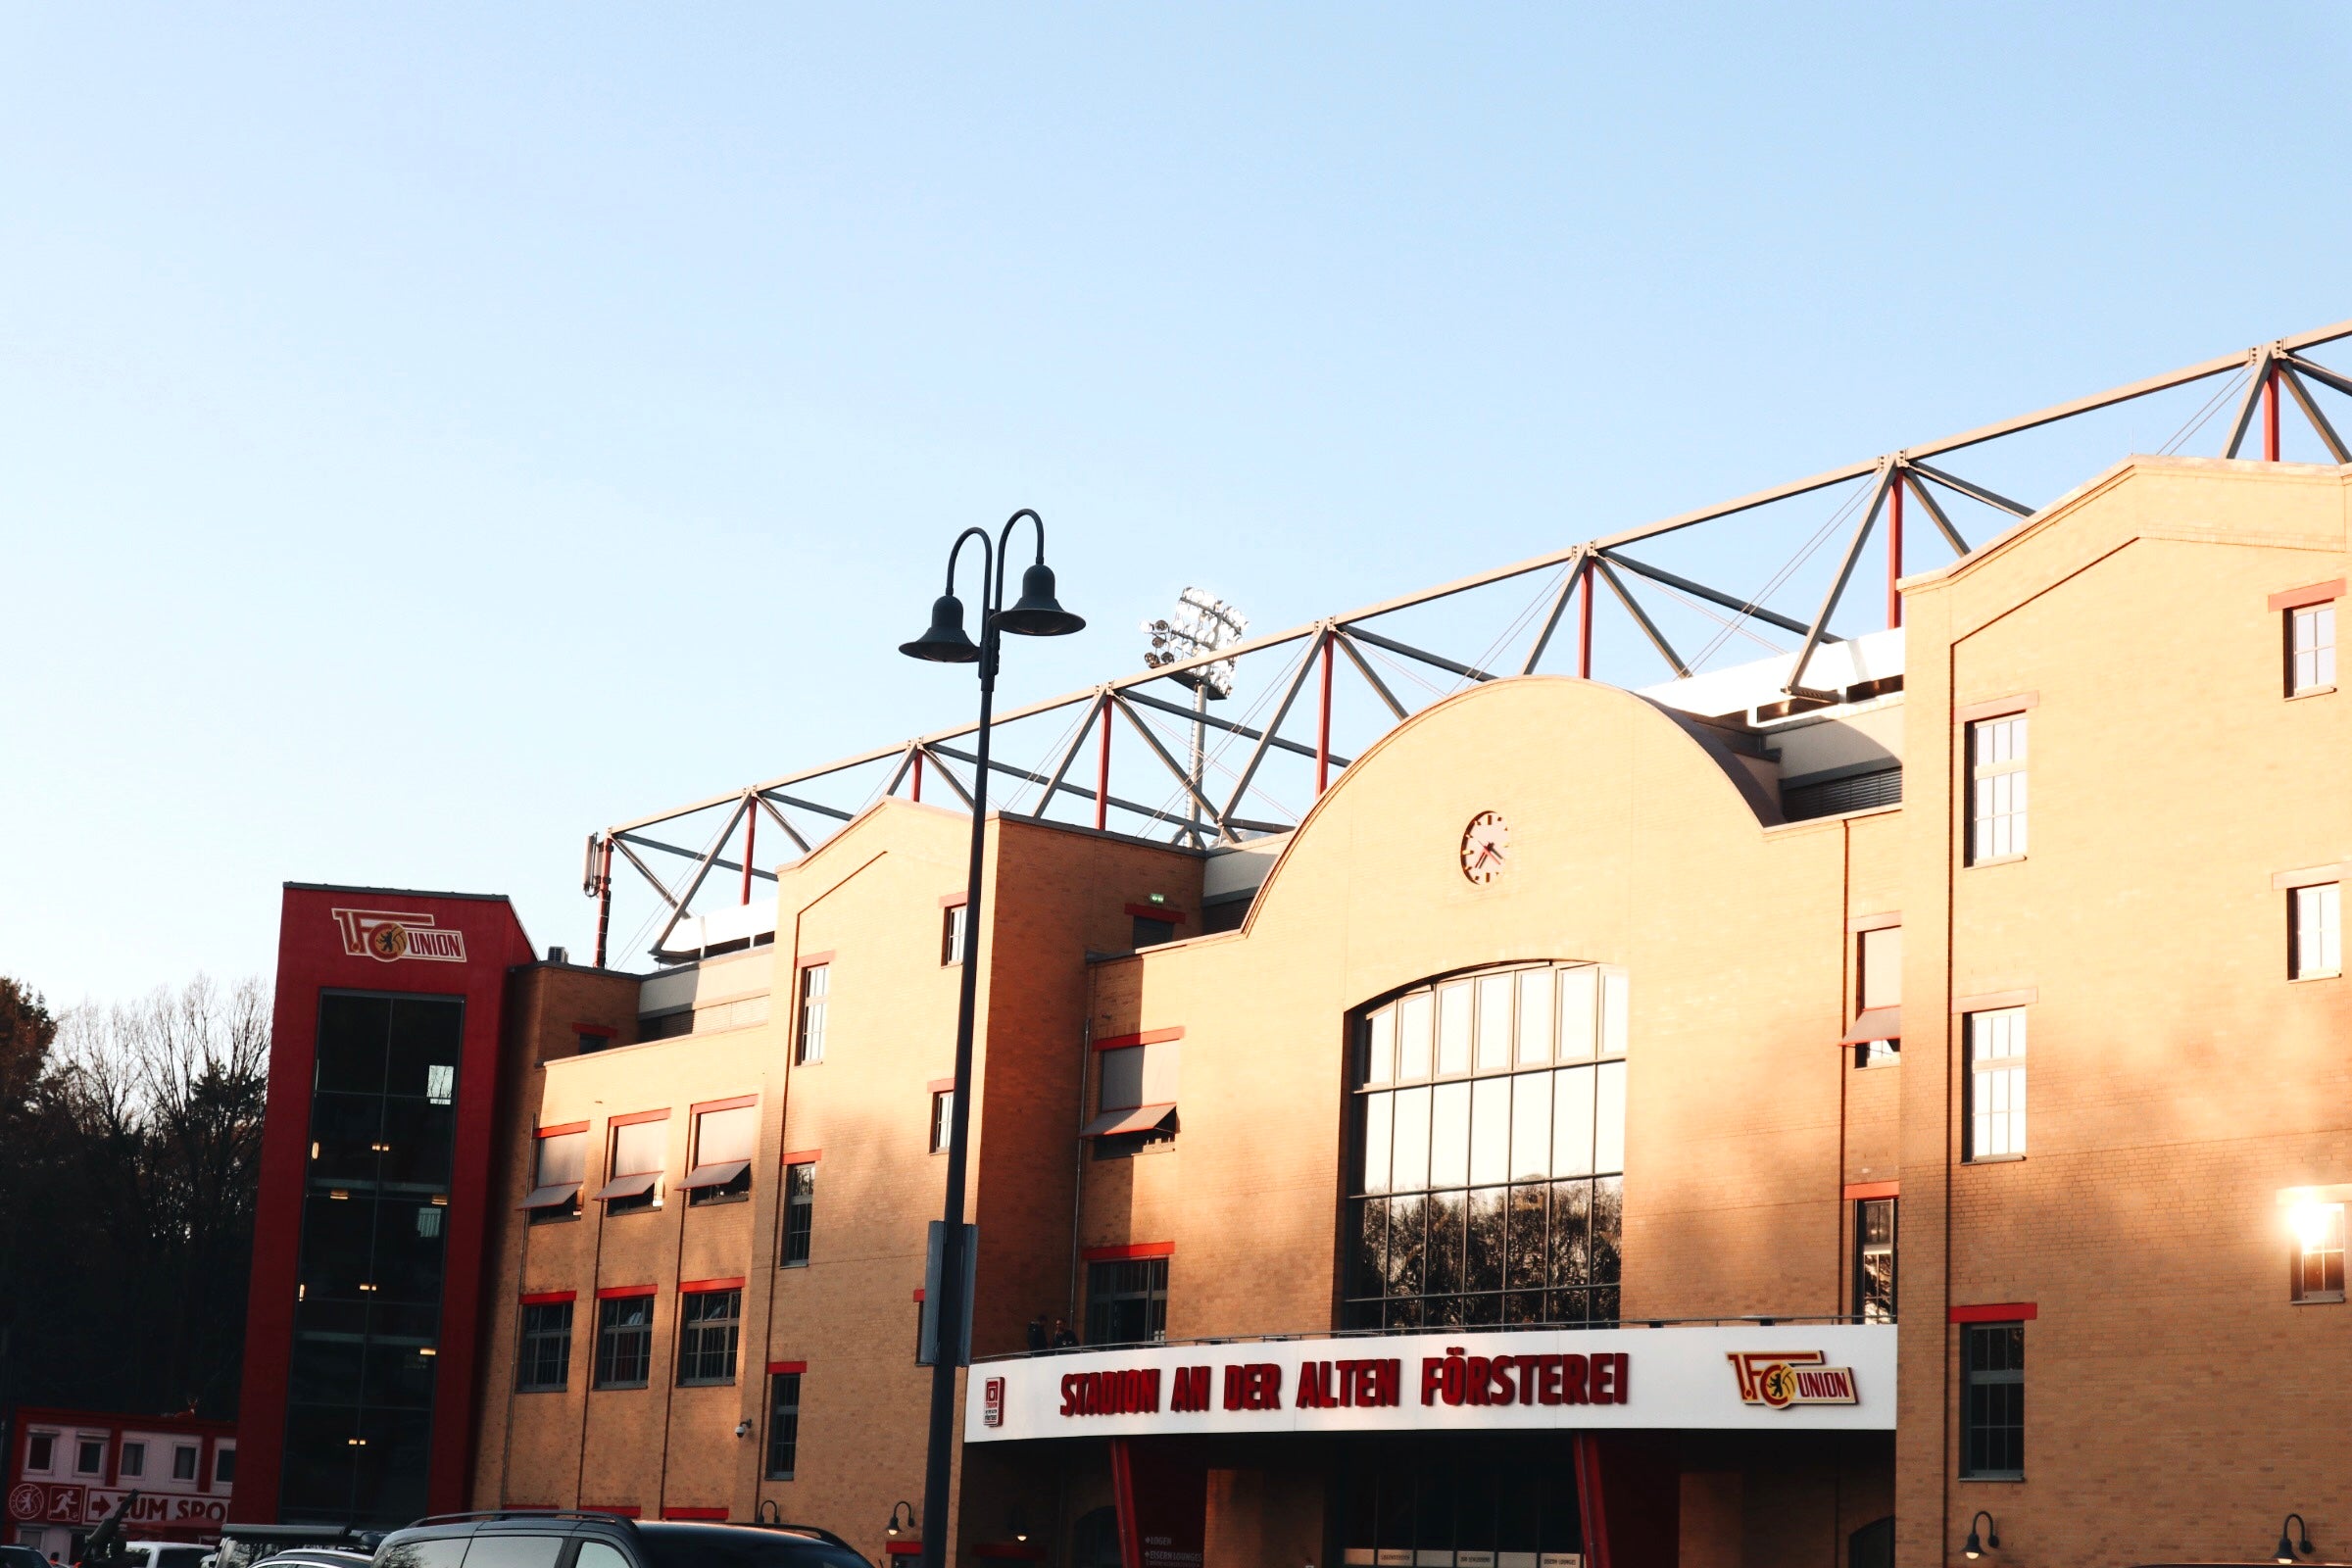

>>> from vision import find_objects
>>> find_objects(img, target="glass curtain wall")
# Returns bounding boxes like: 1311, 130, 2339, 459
282, 991, 464, 1524
1347, 963, 1626, 1329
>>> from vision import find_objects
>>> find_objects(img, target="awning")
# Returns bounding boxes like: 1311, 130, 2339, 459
1839, 1006, 1901, 1045
1082, 1102, 1177, 1139
592, 1172, 660, 1201
680, 1160, 751, 1191
520, 1183, 582, 1210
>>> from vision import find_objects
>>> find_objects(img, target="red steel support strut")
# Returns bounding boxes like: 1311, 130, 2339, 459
1314, 635, 1335, 796
1095, 701, 1111, 832
2266, 363, 2282, 461
1577, 560, 1595, 678
1887, 473, 1905, 630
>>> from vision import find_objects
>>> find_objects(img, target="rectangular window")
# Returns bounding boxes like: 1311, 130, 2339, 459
119, 1443, 144, 1479
685, 1104, 758, 1205
75, 1440, 101, 1476
929, 1091, 954, 1154
765, 1372, 802, 1480
677, 1289, 742, 1386
2290, 603, 2336, 694
604, 1119, 666, 1213
1855, 1199, 1896, 1323
1859, 925, 1902, 1010
1085, 1257, 1169, 1346
2292, 883, 2341, 979
1966, 1008, 2028, 1160
172, 1446, 197, 1482
780, 1161, 816, 1266
526, 1128, 588, 1224
25, 1433, 54, 1472
1132, 914, 1177, 950
214, 1447, 236, 1486
516, 1300, 574, 1392
1967, 715, 2028, 863
1960, 1322, 2025, 1479
2292, 1201, 2346, 1303
593, 1296, 654, 1389
796, 964, 829, 1065
576, 1029, 614, 1054
942, 904, 967, 966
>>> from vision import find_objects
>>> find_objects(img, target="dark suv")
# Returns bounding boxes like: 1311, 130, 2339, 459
372, 1513, 868, 1568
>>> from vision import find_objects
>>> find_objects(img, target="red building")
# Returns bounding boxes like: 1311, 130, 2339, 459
5, 1407, 237, 1559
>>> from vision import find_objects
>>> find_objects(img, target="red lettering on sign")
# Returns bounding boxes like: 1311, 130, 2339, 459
1562, 1352, 1590, 1404
1590, 1352, 1616, 1404
1489, 1354, 1517, 1405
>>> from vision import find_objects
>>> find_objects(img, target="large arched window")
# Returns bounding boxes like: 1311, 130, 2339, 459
1346, 962, 1626, 1329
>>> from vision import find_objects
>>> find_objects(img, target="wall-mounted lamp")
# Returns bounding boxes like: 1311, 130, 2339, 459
733, 1420, 752, 1439
887, 1501, 919, 1541
1963, 1512, 2000, 1559
2278, 1513, 2315, 1564
1008, 1508, 1029, 1544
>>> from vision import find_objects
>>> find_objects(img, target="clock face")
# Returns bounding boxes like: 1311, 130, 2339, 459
1460, 810, 1510, 884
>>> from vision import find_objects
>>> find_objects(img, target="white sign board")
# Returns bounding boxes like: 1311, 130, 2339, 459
967, 1324, 1895, 1443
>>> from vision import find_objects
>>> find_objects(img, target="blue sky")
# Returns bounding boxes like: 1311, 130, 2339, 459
5, 4, 2349, 1001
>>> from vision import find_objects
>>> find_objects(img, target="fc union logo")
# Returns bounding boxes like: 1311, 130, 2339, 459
1727, 1350, 1858, 1409
332, 907, 467, 964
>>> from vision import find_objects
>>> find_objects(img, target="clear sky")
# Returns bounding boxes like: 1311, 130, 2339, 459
5, 4, 2349, 1003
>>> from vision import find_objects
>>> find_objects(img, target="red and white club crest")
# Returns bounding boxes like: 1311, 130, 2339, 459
332, 907, 467, 964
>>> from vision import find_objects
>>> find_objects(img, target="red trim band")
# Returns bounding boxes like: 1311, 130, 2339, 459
610, 1107, 671, 1127
662, 1507, 728, 1521
596, 1284, 659, 1300
798, 950, 836, 968
518, 1290, 577, 1305
927, 1077, 956, 1094
1081, 1241, 1175, 1261
939, 892, 970, 908
535, 1121, 590, 1139
2271, 578, 2345, 612
1123, 904, 1186, 923
886, 1546, 924, 1559
573, 1023, 618, 1038
1842, 1181, 1899, 1200
781, 1148, 821, 1165
680, 1276, 746, 1294
767, 1359, 808, 1375
1949, 1301, 2037, 1323
690, 1094, 759, 1115
1094, 1027, 1184, 1053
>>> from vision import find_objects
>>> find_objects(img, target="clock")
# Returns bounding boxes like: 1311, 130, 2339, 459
1460, 810, 1510, 884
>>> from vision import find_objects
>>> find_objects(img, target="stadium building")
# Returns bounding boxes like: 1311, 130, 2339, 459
231, 330, 2352, 1568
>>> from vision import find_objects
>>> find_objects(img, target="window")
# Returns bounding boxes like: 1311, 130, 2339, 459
1960, 1322, 2025, 1478
1966, 1009, 2027, 1160
929, 1091, 954, 1154
593, 1296, 654, 1389
765, 1372, 802, 1480
119, 1442, 144, 1479
75, 1440, 101, 1476
214, 1447, 236, 1486
172, 1446, 197, 1482
600, 1119, 666, 1214
2293, 883, 2341, 979
1085, 1034, 1180, 1153
525, 1128, 587, 1224
2290, 603, 2336, 695
1967, 715, 2028, 863
576, 1029, 614, 1054
1855, 1199, 1896, 1322
2292, 1202, 2346, 1303
1132, 914, 1177, 949
25, 1433, 54, 1472
677, 1289, 741, 1386
796, 964, 829, 1065
1085, 1258, 1169, 1346
1346, 962, 1628, 1329
942, 904, 967, 966
684, 1104, 757, 1205
516, 1301, 574, 1392
1853, 924, 1902, 1066
774, 1160, 816, 1266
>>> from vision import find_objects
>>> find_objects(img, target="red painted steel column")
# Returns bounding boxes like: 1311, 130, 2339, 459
2266, 364, 2281, 461
1314, 635, 1334, 796
740, 803, 757, 905
1095, 701, 1111, 832
911, 751, 923, 803
1886, 474, 1904, 629
1577, 561, 1594, 678
593, 839, 613, 968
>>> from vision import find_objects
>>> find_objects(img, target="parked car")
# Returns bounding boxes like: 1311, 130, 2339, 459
253, 1551, 374, 1568
111, 1544, 215, 1568
1, 1544, 49, 1568
372, 1513, 869, 1568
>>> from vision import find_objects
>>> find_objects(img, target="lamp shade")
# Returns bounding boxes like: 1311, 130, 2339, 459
997, 563, 1085, 637
902, 595, 983, 662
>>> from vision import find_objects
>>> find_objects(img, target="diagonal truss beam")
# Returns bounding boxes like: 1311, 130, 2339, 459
1025, 693, 1106, 821
1217, 632, 1327, 834
1332, 629, 1411, 720
1341, 623, 1498, 685
649, 795, 753, 954
1903, 460, 2031, 519
1786, 462, 1896, 696
611, 835, 685, 910
2220, 350, 2275, 460
1893, 466, 1970, 555
2279, 365, 2352, 463
1519, 558, 1586, 676
1599, 550, 1815, 640
1591, 558, 1690, 679
752, 792, 812, 854
1110, 692, 1226, 830
916, 745, 976, 808
1125, 687, 1348, 765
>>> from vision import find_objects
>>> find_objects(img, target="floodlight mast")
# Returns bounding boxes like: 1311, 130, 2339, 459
1141, 589, 1248, 845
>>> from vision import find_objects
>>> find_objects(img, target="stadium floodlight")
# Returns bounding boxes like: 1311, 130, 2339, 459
1142, 587, 1249, 699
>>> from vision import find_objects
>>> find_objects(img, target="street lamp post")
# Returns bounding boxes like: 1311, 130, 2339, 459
899, 509, 1084, 1568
